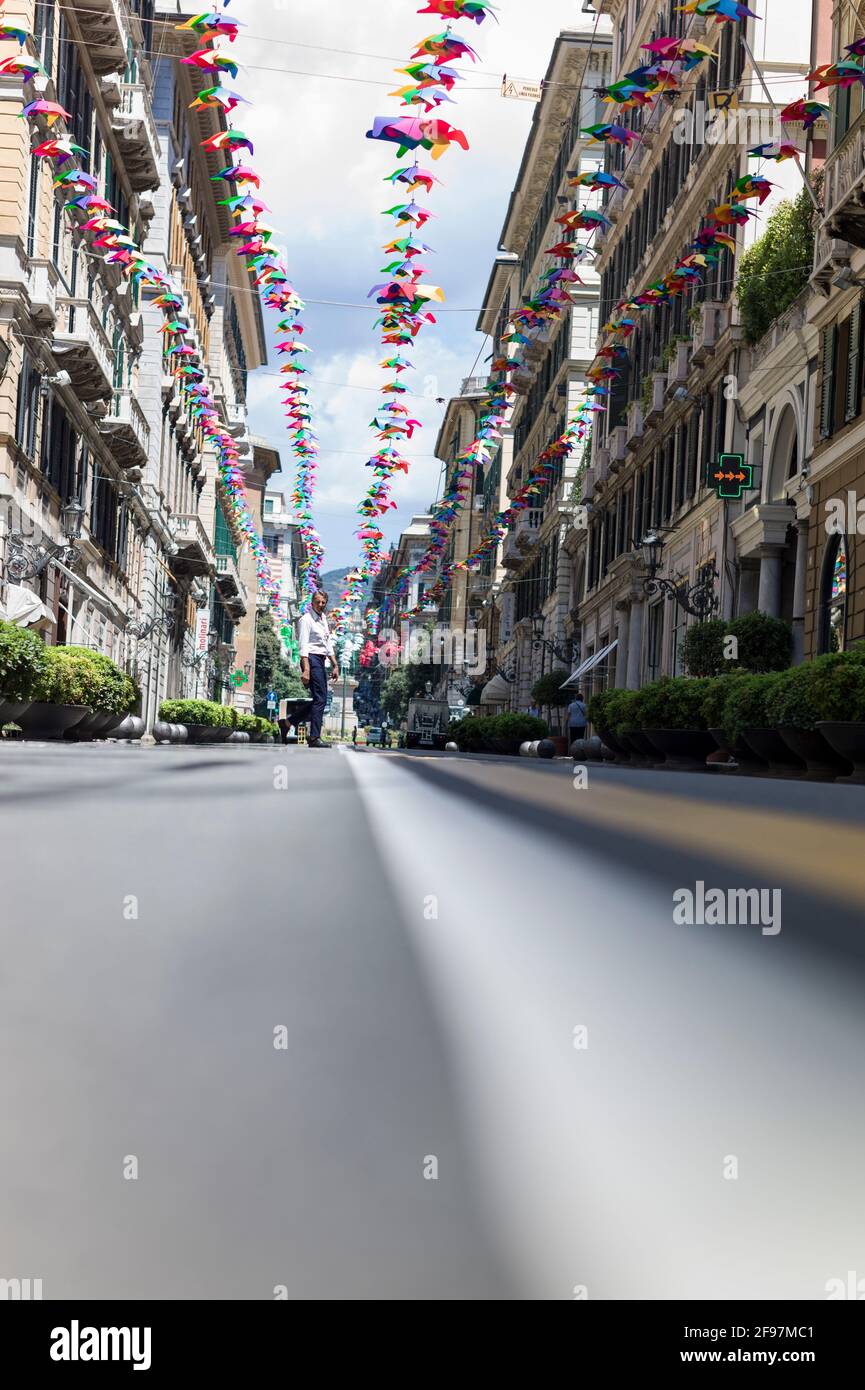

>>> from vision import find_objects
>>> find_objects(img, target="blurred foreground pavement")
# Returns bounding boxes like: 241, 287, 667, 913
1, 741, 864, 1300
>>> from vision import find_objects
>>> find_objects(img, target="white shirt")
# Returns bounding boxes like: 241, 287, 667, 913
299, 609, 335, 661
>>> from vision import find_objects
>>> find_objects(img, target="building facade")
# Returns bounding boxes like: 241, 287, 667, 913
0, 5, 273, 734
1, 2, 158, 662
473, 26, 614, 710
572, 0, 820, 700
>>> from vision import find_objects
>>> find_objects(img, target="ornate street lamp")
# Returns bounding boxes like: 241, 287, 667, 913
6, 498, 86, 581
530, 609, 572, 665
639, 531, 719, 621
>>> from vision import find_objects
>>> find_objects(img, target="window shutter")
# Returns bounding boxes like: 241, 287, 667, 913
820, 326, 836, 439
834, 316, 851, 435
845, 300, 863, 423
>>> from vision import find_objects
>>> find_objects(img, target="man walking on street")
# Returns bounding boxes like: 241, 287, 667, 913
299, 590, 339, 748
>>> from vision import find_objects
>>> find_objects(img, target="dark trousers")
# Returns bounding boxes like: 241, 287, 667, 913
569, 724, 587, 744
308, 654, 328, 740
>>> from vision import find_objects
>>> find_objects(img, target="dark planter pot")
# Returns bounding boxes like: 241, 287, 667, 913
548, 735, 569, 757
816, 723, 865, 784
708, 729, 767, 776
779, 726, 853, 782
0, 698, 31, 724
597, 725, 631, 761
643, 728, 716, 771
72, 711, 116, 740
17, 702, 90, 739
742, 728, 807, 778
620, 729, 659, 766
185, 723, 215, 744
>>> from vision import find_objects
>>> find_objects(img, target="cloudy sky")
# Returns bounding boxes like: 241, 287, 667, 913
234, 0, 588, 568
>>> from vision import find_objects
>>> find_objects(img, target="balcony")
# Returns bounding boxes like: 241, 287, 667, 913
170, 512, 215, 578
625, 400, 643, 451
112, 85, 161, 193
665, 341, 691, 399
215, 554, 248, 617
460, 375, 489, 396
691, 302, 722, 366
644, 372, 666, 427
815, 117, 865, 265
609, 425, 627, 472
27, 259, 58, 327
52, 298, 113, 400
98, 389, 150, 471
76, 0, 130, 75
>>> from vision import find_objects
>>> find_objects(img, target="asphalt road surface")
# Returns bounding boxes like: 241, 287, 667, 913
1, 740, 864, 1300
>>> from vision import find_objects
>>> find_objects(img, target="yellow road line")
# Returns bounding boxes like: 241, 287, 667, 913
397, 757, 865, 910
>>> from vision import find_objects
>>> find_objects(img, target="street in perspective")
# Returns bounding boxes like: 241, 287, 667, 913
2, 0, 865, 1350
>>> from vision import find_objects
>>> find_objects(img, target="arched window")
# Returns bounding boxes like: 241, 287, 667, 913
819, 533, 848, 654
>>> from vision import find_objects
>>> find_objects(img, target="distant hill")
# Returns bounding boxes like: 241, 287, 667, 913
319, 567, 372, 602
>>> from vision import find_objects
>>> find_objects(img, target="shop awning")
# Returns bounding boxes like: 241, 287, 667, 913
0, 583, 55, 627
53, 560, 128, 623
560, 639, 618, 690
480, 673, 512, 704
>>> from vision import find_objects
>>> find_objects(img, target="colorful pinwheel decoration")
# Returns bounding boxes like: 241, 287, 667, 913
779, 98, 829, 130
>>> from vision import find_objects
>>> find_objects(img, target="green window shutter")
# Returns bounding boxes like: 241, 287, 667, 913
820, 326, 836, 439
846, 300, 863, 423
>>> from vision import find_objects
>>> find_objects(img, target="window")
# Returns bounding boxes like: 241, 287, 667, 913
34, 0, 54, 76
646, 602, 664, 681
40, 397, 78, 501
15, 350, 41, 460
26, 160, 39, 258
819, 533, 848, 654
91, 471, 127, 566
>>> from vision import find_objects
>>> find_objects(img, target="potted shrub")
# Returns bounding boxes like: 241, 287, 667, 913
722, 673, 805, 776
765, 658, 853, 780
682, 611, 792, 678
702, 673, 767, 773
628, 678, 677, 764
638, 676, 717, 769
0, 619, 49, 724
159, 698, 231, 743
17, 646, 100, 739
531, 669, 572, 756
588, 687, 635, 760
61, 648, 139, 737
812, 645, 865, 782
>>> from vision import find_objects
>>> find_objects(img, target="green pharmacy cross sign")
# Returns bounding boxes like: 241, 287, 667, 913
709, 453, 753, 500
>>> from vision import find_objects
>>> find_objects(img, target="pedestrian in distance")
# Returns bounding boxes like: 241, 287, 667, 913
299, 590, 339, 748
567, 690, 588, 747
352, 727, 357, 745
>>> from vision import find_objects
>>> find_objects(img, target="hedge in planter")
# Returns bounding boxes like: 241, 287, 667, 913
33, 647, 107, 708
682, 611, 792, 677
719, 672, 783, 744
450, 713, 547, 753
159, 699, 232, 728
0, 619, 50, 700
61, 647, 138, 716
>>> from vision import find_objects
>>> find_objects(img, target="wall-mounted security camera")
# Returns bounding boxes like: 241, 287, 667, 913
40, 370, 72, 395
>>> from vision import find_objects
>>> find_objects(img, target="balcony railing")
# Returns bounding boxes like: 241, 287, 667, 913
171, 512, 214, 575
99, 389, 150, 469
460, 375, 489, 396
52, 298, 113, 400
215, 552, 243, 597
816, 114, 865, 263
113, 84, 161, 192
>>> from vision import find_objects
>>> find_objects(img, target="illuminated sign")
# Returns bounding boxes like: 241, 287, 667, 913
709, 453, 753, 500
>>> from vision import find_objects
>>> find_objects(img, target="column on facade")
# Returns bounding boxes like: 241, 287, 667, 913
614, 601, 630, 688
791, 521, 809, 665
757, 548, 784, 618
626, 598, 645, 689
